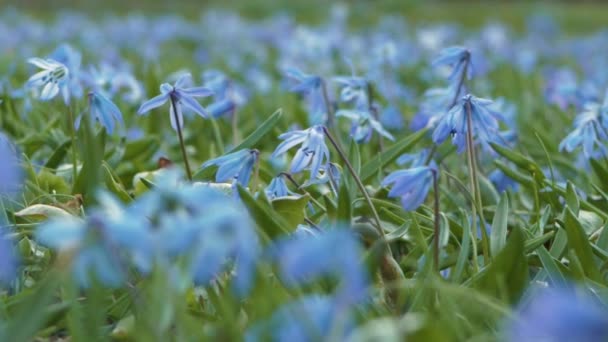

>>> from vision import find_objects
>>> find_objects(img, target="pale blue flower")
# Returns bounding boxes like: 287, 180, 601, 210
271, 125, 330, 181
0, 224, 18, 285
559, 101, 608, 158
265, 176, 298, 200
137, 73, 213, 131
336, 108, 394, 143
25, 58, 70, 102
0, 133, 22, 198
75, 91, 123, 134
382, 166, 435, 211
201, 149, 259, 186
432, 46, 472, 82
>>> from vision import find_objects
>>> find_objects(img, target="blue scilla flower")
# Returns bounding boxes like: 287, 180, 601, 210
137, 73, 213, 131
432, 94, 503, 153
268, 228, 368, 306
396, 149, 430, 168
333, 73, 368, 109
432, 46, 472, 83
0, 223, 18, 285
382, 165, 435, 211
265, 176, 298, 200
271, 125, 330, 181
202, 70, 248, 118
283, 67, 322, 94
36, 192, 149, 287
0, 133, 23, 198
75, 91, 123, 134
201, 149, 259, 186
246, 295, 354, 342
411, 84, 460, 132
506, 286, 608, 342
25, 58, 70, 102
336, 108, 394, 143
559, 101, 608, 158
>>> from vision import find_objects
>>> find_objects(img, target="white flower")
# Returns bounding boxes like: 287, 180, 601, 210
25, 58, 70, 102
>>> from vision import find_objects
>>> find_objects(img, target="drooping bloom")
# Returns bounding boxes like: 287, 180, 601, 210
201, 149, 259, 186
336, 108, 394, 143
75, 91, 124, 134
265, 176, 298, 200
271, 125, 330, 180
432, 46, 472, 83
382, 166, 435, 211
202, 70, 248, 118
432, 94, 504, 153
268, 228, 368, 306
25, 58, 70, 102
559, 98, 608, 159
137, 73, 213, 131
506, 286, 608, 342
0, 133, 22, 198
282, 67, 328, 125
246, 295, 355, 342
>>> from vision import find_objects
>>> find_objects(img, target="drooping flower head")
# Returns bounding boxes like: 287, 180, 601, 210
137, 73, 213, 131
432, 94, 504, 153
559, 94, 608, 159
271, 125, 330, 181
201, 149, 259, 186
382, 165, 436, 211
25, 58, 70, 103
75, 91, 124, 134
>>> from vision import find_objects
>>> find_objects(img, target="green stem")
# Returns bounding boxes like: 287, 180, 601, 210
320, 79, 334, 128
432, 169, 440, 272
67, 104, 78, 187
465, 99, 491, 264
280, 172, 326, 213
322, 126, 392, 256
169, 96, 193, 181
231, 109, 239, 146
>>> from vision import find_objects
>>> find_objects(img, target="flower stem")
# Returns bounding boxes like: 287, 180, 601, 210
279, 172, 326, 212
169, 96, 193, 181
366, 83, 384, 152
320, 79, 334, 128
322, 126, 391, 255
464, 99, 491, 264
67, 104, 78, 186
432, 169, 440, 272
231, 109, 239, 146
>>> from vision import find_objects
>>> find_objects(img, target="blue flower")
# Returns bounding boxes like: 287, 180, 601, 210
202, 70, 248, 118
265, 176, 298, 200
0, 133, 22, 198
506, 286, 608, 342
382, 166, 435, 211
246, 295, 354, 342
137, 73, 213, 131
283, 67, 322, 94
271, 125, 330, 181
336, 108, 394, 143
432, 94, 503, 153
268, 228, 368, 306
25, 58, 70, 103
36, 192, 149, 287
432, 46, 472, 83
201, 149, 259, 186
75, 91, 124, 134
559, 101, 608, 158
0, 224, 18, 285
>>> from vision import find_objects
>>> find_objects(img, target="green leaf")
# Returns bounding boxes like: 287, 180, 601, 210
270, 195, 310, 231
490, 192, 509, 255
337, 177, 352, 225
536, 246, 568, 287
490, 142, 545, 183
44, 139, 71, 169
590, 158, 608, 192
562, 208, 602, 282
122, 136, 160, 163
472, 226, 528, 304
565, 181, 580, 215
14, 204, 74, 220
102, 162, 132, 202
360, 128, 427, 182
229, 108, 283, 152
237, 185, 290, 241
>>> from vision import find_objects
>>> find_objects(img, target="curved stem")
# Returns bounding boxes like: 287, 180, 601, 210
169, 96, 192, 181
432, 169, 440, 272
322, 126, 392, 256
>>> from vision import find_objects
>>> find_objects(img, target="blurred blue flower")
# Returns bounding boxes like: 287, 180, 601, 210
0, 224, 18, 285
268, 228, 368, 306
0, 133, 23, 198
271, 125, 330, 181
201, 149, 259, 186
25, 58, 70, 103
202, 70, 248, 118
382, 166, 435, 211
36, 192, 149, 287
432, 46, 472, 83
75, 91, 123, 134
282, 68, 328, 125
137, 73, 213, 131
246, 295, 354, 342
432, 94, 503, 153
506, 286, 608, 342
559, 100, 608, 159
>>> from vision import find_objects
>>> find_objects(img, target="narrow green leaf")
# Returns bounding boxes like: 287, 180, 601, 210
490, 192, 509, 255
337, 178, 352, 225
562, 208, 602, 282
230, 108, 282, 152
237, 185, 290, 241
565, 182, 580, 215
360, 128, 427, 182
44, 140, 71, 169
102, 162, 132, 202
536, 246, 568, 287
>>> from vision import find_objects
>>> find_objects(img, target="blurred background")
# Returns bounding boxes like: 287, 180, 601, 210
4, 0, 608, 33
